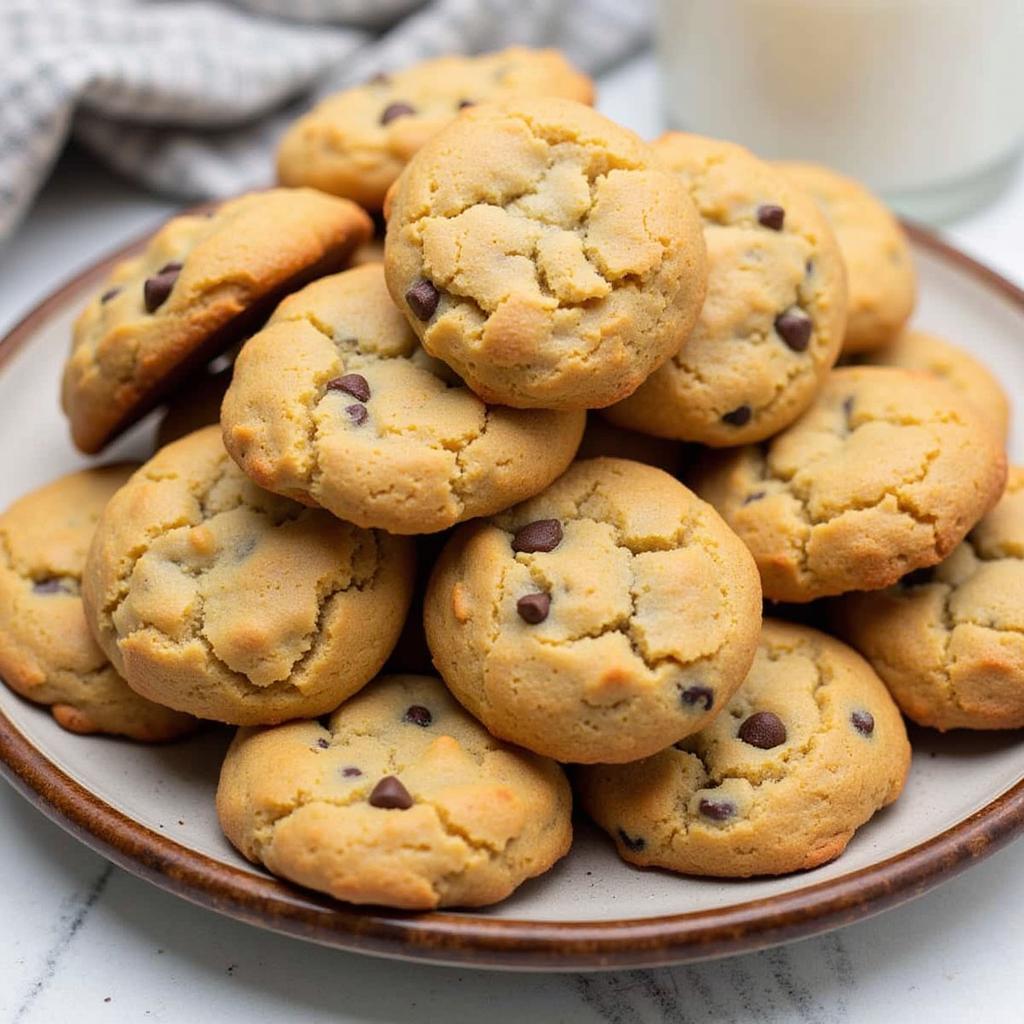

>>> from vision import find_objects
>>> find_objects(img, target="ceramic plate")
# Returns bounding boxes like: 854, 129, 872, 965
1, 224, 1022, 972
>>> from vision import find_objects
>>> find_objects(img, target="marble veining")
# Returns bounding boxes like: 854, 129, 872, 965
11, 865, 112, 1024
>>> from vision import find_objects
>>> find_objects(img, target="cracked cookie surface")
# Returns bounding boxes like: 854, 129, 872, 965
605, 135, 847, 446
833, 467, 1024, 730
0, 466, 196, 741
63, 188, 372, 454
576, 620, 910, 877
82, 426, 414, 725
691, 366, 1007, 602
778, 161, 915, 355
221, 264, 584, 534
384, 98, 707, 410
277, 47, 593, 211
424, 458, 762, 763
217, 673, 572, 909
860, 328, 1010, 441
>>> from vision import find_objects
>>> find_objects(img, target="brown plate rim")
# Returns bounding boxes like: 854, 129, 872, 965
0, 217, 1022, 971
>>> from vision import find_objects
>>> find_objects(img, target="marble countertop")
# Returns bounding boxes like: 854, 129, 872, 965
2, 53, 1024, 1024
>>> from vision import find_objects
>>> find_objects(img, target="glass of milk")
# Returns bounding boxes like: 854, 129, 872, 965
656, 0, 1024, 222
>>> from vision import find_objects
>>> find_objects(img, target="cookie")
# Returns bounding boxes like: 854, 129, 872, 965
156, 361, 232, 448
575, 414, 687, 477
691, 366, 1007, 602
605, 134, 847, 446
0, 467, 196, 741
384, 97, 707, 411
63, 188, 372, 454
424, 457, 762, 763
860, 327, 1010, 441
222, 263, 584, 534
833, 467, 1024, 730
277, 47, 593, 211
217, 673, 572, 909
82, 426, 414, 725
778, 161, 915, 355
576, 620, 910, 878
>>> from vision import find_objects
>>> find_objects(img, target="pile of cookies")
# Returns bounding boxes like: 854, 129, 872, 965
1, 46, 1019, 911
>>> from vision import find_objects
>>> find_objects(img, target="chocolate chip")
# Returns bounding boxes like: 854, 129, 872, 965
457, 98, 475, 109
511, 519, 563, 553
757, 204, 785, 230
380, 101, 415, 125
100, 287, 120, 304
742, 491, 766, 505
327, 373, 371, 402
403, 704, 432, 727
851, 710, 875, 736
775, 307, 812, 352
341, 766, 362, 778
143, 262, 183, 313
315, 737, 330, 750
32, 578, 68, 595
681, 685, 714, 711
738, 711, 787, 749
368, 775, 413, 810
143, 273, 176, 313
405, 279, 440, 320
368, 71, 390, 85
617, 828, 645, 852
722, 404, 752, 427
842, 395, 855, 419
345, 403, 368, 425
699, 798, 735, 822
516, 592, 551, 624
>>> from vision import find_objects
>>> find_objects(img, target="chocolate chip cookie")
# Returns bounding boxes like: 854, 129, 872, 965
424, 458, 762, 763
63, 188, 372, 453
0, 466, 196, 740
384, 98, 708, 411
577, 620, 910, 877
217, 673, 572, 909
82, 427, 414, 725
691, 366, 1007, 602
833, 467, 1024, 730
221, 264, 584, 534
861, 327, 1010, 441
778, 161, 915, 355
277, 47, 593, 211
605, 134, 847, 446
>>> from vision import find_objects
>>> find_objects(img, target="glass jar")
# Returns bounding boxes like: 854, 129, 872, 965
656, 0, 1024, 222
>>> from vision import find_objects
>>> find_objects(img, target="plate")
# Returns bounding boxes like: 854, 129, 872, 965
1, 223, 1022, 972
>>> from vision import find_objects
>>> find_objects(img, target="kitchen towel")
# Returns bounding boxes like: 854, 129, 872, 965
0, 0, 651, 240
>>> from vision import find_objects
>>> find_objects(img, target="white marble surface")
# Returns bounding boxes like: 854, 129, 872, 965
2, 53, 1024, 1024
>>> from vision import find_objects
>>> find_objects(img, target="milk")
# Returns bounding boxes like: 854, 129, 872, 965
656, 0, 1024, 221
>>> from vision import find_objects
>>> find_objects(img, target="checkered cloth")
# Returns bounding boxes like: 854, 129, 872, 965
0, 0, 650, 240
